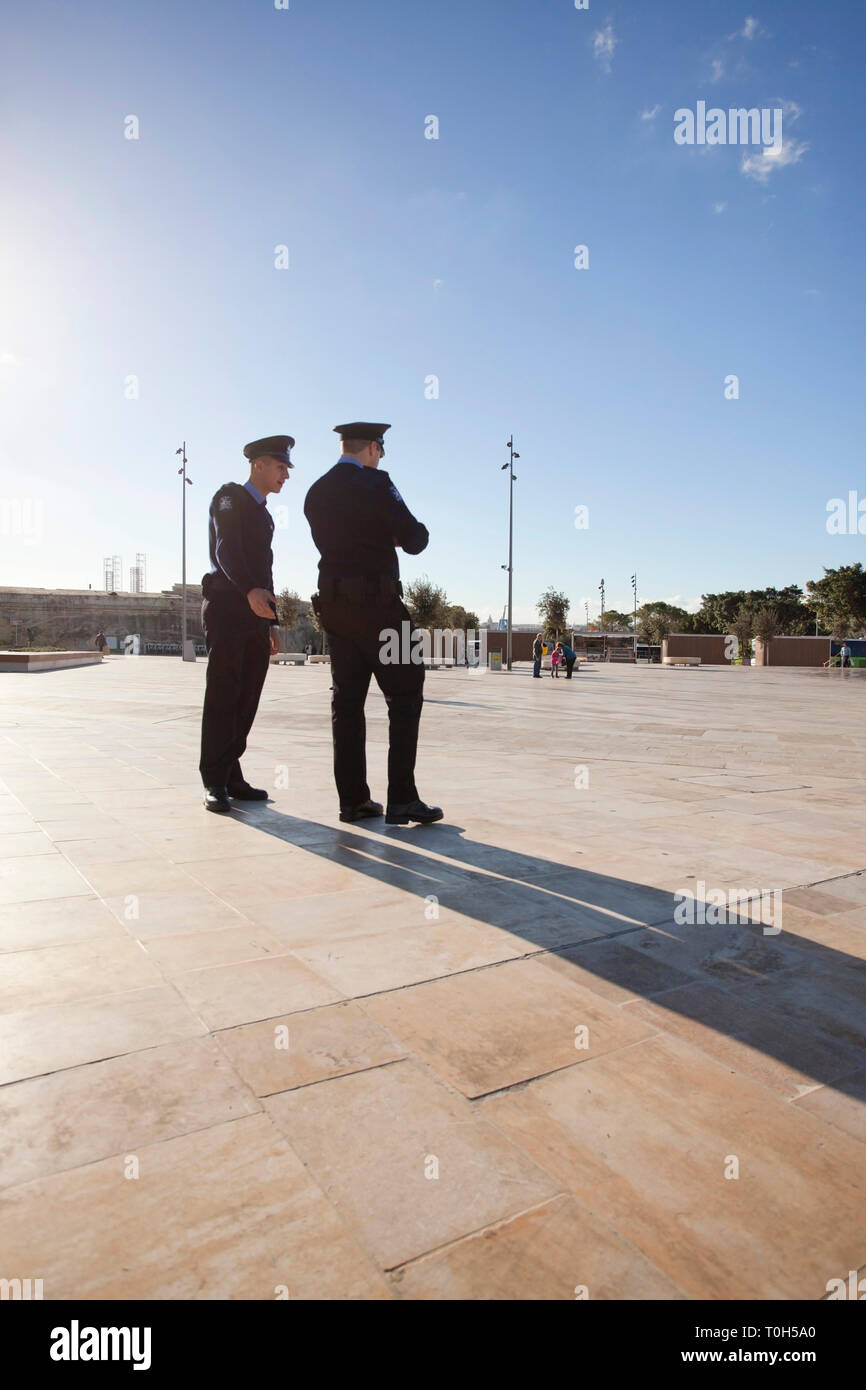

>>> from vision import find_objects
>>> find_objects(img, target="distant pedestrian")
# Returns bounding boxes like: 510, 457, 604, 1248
560, 639, 577, 678
532, 632, 543, 678
304, 642, 312, 660
840, 642, 852, 668
550, 643, 562, 678
94, 630, 106, 654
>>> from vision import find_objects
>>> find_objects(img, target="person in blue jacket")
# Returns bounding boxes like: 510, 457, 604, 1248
560, 639, 577, 679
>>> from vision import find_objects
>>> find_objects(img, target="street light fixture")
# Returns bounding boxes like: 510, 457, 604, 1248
176, 443, 194, 661
501, 437, 519, 671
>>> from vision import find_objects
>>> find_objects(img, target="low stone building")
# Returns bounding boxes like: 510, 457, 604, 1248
0, 584, 326, 656
0, 584, 204, 651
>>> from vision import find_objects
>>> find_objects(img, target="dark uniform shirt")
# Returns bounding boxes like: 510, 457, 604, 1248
303, 461, 428, 581
206, 482, 276, 607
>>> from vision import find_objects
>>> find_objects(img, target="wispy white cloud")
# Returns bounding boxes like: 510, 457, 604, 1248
640, 104, 661, 122
665, 595, 703, 614
593, 24, 617, 73
742, 137, 808, 181
711, 58, 724, 83
728, 15, 765, 41
713, 202, 728, 214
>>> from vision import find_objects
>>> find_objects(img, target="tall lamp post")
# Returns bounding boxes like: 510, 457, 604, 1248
599, 578, 605, 628
175, 443, 194, 660
500, 436, 519, 671
631, 572, 638, 654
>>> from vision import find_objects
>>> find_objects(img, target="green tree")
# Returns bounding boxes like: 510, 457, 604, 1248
730, 604, 755, 666
753, 607, 780, 664
406, 577, 449, 629
696, 586, 816, 636
446, 605, 480, 632
806, 564, 866, 638
636, 601, 690, 644
601, 610, 634, 632
275, 588, 301, 630
286, 604, 319, 652
537, 587, 570, 641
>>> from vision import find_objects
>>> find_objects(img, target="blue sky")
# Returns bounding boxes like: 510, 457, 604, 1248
1, 0, 863, 623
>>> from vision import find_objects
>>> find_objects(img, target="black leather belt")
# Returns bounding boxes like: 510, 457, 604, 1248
318, 575, 403, 603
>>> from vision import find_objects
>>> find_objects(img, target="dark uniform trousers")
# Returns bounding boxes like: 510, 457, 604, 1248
316, 588, 424, 807
199, 582, 271, 787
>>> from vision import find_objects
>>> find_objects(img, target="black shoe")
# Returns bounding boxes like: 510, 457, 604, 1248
339, 799, 384, 822
203, 786, 231, 813
227, 781, 269, 801
385, 799, 444, 825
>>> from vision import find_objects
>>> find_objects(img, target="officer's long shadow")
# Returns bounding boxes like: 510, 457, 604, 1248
236, 806, 866, 1100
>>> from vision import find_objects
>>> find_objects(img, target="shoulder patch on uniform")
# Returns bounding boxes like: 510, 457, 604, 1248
388, 483, 404, 503
218, 495, 233, 511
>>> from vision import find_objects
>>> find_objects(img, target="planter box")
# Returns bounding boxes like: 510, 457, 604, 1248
0, 651, 103, 673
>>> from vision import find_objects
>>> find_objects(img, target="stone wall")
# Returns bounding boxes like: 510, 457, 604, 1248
0, 585, 204, 649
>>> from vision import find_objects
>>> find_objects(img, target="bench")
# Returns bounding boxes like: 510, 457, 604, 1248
271, 653, 306, 666
0, 650, 103, 673
309, 654, 330, 664
662, 655, 701, 667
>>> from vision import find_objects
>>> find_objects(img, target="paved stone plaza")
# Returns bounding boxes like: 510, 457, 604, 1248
0, 657, 864, 1300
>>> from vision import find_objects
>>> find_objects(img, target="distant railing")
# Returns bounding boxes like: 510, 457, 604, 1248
143, 641, 206, 656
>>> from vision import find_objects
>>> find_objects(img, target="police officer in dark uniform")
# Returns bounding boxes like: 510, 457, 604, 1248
304, 423, 443, 825
199, 435, 293, 812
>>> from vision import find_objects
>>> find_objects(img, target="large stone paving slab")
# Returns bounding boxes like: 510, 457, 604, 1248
0, 986, 207, 1086
290, 917, 528, 996
216, 1000, 407, 1096
0, 659, 864, 1299
793, 1067, 866, 1145
0, 1036, 261, 1187
0, 936, 164, 1013
0, 1113, 390, 1299
0, 894, 127, 952
390, 1194, 685, 1300
265, 1060, 560, 1268
621, 980, 863, 1099
171, 954, 345, 1030
481, 1033, 866, 1300
363, 956, 657, 1097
